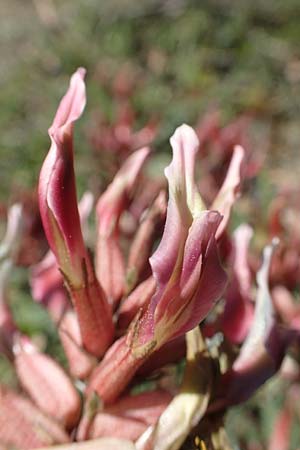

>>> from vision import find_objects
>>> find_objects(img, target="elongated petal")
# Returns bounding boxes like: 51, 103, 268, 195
149, 125, 204, 292
39, 68, 87, 286
211, 145, 245, 240
126, 191, 167, 291
236, 241, 277, 369
96, 147, 150, 234
130, 126, 226, 353
96, 147, 150, 306
59, 310, 97, 379
221, 224, 254, 343
0, 387, 70, 449
14, 337, 81, 429
67, 258, 114, 357
223, 240, 286, 405
95, 234, 125, 308
31, 191, 94, 305
88, 125, 226, 403
39, 69, 114, 356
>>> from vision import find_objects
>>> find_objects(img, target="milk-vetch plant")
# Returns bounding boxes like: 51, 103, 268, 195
1, 69, 299, 450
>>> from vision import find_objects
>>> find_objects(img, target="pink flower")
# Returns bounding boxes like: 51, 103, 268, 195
86, 124, 227, 403
95, 147, 150, 307
220, 223, 254, 343
38, 68, 113, 356
132, 124, 227, 353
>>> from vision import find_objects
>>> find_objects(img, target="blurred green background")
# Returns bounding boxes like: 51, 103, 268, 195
1, 1, 300, 448
1, 0, 300, 201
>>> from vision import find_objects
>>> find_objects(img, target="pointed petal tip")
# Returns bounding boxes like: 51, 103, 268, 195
170, 123, 199, 149
49, 68, 87, 136
233, 144, 245, 157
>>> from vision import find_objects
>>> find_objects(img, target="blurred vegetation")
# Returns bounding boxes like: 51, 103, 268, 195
1, 0, 300, 200
1, 0, 300, 448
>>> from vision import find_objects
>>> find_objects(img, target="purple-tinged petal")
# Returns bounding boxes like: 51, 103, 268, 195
134, 210, 226, 350
235, 241, 277, 370
221, 240, 287, 406
130, 125, 224, 352
31, 191, 94, 307
86, 125, 226, 403
211, 145, 245, 240
39, 68, 87, 285
96, 147, 150, 307
38, 69, 114, 356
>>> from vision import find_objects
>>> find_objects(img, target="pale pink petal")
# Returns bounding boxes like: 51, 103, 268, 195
59, 310, 97, 379
211, 145, 245, 240
14, 336, 81, 429
96, 147, 150, 306
89, 414, 146, 441
126, 191, 166, 290
150, 125, 203, 290
0, 387, 70, 448
221, 224, 254, 343
222, 240, 288, 406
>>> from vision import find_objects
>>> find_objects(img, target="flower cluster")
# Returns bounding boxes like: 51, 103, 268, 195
0, 69, 299, 450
